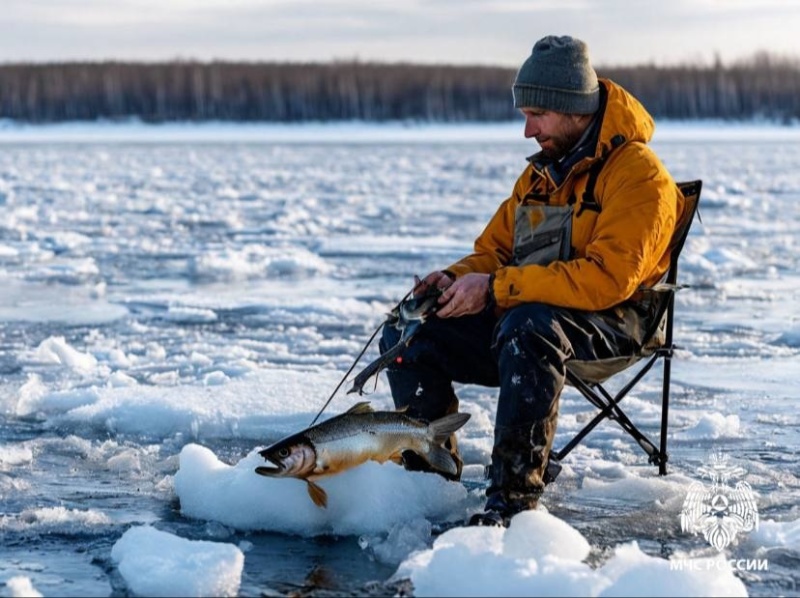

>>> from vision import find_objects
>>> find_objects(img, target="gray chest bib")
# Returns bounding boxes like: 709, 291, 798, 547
512, 204, 573, 267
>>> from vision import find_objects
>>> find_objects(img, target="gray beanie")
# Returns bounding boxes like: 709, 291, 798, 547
513, 35, 600, 114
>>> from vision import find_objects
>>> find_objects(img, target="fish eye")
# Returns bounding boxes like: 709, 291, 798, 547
277, 447, 290, 458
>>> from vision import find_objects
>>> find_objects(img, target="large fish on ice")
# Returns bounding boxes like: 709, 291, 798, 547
254, 402, 470, 508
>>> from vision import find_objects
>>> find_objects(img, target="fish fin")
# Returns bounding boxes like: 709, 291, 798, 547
422, 445, 458, 477
428, 412, 471, 445
307, 481, 328, 508
344, 401, 374, 415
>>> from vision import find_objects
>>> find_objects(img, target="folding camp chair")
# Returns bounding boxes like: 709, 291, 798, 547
545, 180, 703, 483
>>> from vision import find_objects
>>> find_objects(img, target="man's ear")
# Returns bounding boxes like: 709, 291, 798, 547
570, 113, 592, 127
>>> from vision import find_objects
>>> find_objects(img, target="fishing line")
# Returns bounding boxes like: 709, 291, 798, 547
308, 278, 428, 426
308, 318, 385, 427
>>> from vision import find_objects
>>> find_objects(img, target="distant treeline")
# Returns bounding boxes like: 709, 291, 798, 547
1, 54, 799, 123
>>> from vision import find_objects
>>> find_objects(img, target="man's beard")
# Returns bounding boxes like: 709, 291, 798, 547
539, 127, 584, 161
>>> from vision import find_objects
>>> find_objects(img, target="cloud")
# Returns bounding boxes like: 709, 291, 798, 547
1, 0, 797, 65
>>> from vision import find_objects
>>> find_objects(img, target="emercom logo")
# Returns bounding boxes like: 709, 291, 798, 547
680, 450, 759, 551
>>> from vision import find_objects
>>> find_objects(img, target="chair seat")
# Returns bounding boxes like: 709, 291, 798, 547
567, 354, 648, 385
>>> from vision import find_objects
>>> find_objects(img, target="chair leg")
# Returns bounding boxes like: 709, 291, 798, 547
658, 349, 672, 476
552, 356, 669, 473
657, 292, 677, 477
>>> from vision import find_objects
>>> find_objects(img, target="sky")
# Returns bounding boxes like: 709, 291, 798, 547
2, 0, 799, 67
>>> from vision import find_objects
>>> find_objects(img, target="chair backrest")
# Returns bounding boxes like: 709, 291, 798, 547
666, 180, 703, 286
638, 180, 703, 352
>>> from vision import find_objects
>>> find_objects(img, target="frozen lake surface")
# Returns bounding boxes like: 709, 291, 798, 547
0, 122, 799, 596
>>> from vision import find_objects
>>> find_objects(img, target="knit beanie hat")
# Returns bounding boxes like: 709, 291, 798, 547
513, 35, 600, 114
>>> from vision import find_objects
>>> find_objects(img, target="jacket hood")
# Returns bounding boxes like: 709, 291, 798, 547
528, 78, 656, 185
595, 78, 655, 156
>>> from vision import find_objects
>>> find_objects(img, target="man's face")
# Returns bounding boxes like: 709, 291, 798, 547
521, 108, 588, 160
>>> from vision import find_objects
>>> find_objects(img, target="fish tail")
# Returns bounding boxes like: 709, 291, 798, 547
424, 444, 459, 476
428, 412, 471, 445
418, 412, 470, 476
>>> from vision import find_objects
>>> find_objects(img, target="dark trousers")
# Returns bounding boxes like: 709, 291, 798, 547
380, 301, 653, 510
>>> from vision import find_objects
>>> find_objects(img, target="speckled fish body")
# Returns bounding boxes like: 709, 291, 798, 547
254, 402, 469, 507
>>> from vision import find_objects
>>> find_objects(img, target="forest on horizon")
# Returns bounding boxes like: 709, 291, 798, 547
1, 52, 799, 124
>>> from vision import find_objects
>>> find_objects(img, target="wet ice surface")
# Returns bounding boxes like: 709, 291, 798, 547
1, 123, 799, 596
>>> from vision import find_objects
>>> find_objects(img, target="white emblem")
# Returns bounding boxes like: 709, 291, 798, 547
680, 450, 759, 550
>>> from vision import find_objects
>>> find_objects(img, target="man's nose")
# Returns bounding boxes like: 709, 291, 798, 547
524, 115, 539, 139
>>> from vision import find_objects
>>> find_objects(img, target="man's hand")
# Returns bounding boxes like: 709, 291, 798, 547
436, 273, 490, 318
413, 271, 454, 296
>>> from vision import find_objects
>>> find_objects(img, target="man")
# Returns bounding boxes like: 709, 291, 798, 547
380, 35, 685, 526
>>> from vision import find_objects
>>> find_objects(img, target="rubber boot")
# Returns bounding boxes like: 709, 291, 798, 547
468, 423, 550, 527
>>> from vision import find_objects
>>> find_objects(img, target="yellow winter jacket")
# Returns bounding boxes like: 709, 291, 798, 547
446, 79, 685, 312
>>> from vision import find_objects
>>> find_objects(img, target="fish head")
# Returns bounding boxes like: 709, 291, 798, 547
256, 436, 317, 479
399, 289, 441, 323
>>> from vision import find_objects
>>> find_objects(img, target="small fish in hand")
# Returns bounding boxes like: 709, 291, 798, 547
254, 402, 470, 508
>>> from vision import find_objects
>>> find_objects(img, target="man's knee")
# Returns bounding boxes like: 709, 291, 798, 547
494, 303, 565, 356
